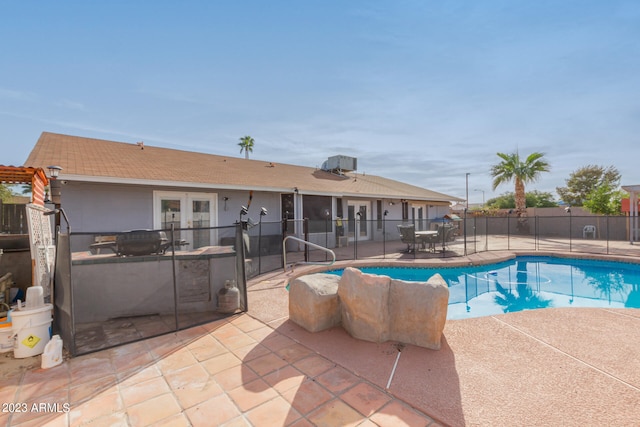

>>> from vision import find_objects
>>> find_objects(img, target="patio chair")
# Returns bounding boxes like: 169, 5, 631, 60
428, 224, 455, 253
583, 225, 596, 239
397, 224, 416, 253
445, 225, 457, 242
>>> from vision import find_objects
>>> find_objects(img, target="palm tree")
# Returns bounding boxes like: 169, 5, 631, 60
490, 151, 550, 216
238, 136, 255, 159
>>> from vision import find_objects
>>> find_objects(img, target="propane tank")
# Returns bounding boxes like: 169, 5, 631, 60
217, 280, 240, 313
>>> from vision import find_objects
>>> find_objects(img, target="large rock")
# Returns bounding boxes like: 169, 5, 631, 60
289, 267, 450, 350
289, 273, 341, 333
338, 267, 391, 343
389, 274, 449, 350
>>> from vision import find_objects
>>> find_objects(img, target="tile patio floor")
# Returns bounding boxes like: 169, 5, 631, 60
2, 249, 640, 426
2, 313, 439, 427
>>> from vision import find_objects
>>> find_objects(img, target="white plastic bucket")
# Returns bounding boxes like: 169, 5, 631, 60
11, 304, 53, 358
0, 323, 12, 353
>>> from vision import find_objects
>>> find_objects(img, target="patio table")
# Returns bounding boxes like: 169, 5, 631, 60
415, 230, 438, 252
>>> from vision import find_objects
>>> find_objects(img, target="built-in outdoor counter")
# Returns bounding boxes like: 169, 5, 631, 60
0, 234, 32, 293
70, 246, 239, 324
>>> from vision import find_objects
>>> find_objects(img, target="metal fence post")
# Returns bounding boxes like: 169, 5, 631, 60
532, 215, 536, 251
236, 222, 248, 312
383, 210, 388, 258
170, 223, 179, 330
568, 209, 572, 252
606, 215, 610, 254
303, 218, 309, 262
507, 211, 511, 250
463, 209, 467, 256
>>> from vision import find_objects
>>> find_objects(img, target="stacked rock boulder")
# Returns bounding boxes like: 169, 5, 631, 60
288, 267, 449, 350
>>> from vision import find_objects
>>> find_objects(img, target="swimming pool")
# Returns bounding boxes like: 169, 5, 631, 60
326, 256, 640, 320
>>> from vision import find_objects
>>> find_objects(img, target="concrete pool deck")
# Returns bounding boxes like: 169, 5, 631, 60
250, 252, 640, 426
2, 251, 640, 426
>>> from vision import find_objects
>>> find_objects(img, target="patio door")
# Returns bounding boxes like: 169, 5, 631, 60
411, 203, 427, 231
347, 201, 370, 242
154, 192, 218, 249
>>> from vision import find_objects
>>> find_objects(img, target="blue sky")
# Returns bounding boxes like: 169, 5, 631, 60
1, 1, 639, 204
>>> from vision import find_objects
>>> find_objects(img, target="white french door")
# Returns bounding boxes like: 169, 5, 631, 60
347, 201, 370, 242
411, 203, 427, 230
153, 191, 218, 250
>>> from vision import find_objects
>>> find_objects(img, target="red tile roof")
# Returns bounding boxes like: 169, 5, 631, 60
25, 132, 460, 202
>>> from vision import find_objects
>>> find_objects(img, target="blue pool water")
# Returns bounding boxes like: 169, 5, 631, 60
326, 256, 640, 320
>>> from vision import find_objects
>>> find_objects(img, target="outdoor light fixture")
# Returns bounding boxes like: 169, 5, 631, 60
47, 165, 62, 178
46, 166, 64, 223
260, 207, 268, 216
240, 206, 248, 216
383, 210, 389, 216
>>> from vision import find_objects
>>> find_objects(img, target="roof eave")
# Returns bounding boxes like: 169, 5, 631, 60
59, 174, 462, 203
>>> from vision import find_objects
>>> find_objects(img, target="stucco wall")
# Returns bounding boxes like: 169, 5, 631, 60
61, 182, 283, 232
62, 182, 153, 232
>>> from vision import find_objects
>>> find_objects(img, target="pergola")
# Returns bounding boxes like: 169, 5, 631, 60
0, 166, 49, 206
622, 184, 640, 243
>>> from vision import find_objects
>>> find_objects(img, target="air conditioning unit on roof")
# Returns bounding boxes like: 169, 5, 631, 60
325, 155, 357, 173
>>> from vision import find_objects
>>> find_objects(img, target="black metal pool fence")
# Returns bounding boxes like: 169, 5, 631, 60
244, 215, 637, 277
57, 224, 246, 356
52, 215, 636, 354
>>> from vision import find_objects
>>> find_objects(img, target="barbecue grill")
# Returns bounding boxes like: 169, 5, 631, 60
116, 230, 170, 256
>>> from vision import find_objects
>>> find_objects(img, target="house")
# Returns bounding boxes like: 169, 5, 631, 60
24, 132, 463, 251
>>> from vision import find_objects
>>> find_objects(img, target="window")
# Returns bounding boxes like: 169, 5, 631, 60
303, 195, 332, 233
281, 193, 294, 220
